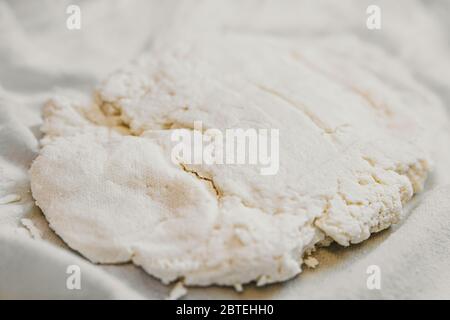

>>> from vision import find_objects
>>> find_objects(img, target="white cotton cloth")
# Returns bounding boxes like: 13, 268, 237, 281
1, 0, 450, 299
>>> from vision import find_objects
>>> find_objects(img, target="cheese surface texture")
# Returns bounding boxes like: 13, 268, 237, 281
29, 35, 445, 286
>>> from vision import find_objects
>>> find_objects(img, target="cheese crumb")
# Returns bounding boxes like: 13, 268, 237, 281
167, 282, 188, 300
304, 257, 319, 269
234, 284, 244, 292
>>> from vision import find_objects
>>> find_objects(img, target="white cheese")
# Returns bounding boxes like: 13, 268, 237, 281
304, 256, 319, 269
167, 282, 188, 300
30, 35, 446, 287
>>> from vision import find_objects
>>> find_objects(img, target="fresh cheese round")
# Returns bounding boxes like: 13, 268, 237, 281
30, 35, 446, 286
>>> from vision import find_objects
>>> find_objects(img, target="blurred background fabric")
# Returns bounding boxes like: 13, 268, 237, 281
0, 0, 449, 299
